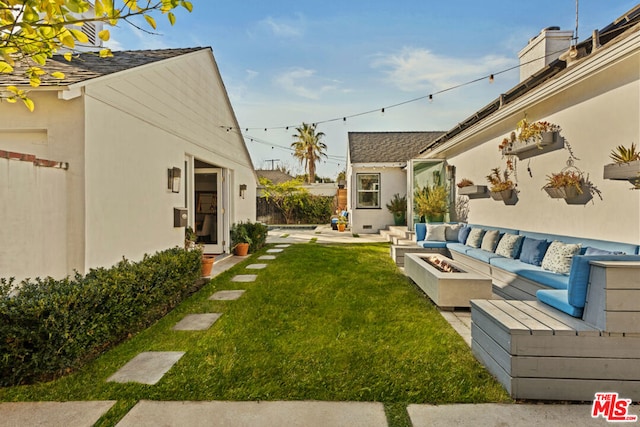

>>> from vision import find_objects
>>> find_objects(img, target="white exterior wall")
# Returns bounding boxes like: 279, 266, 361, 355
348, 165, 407, 234
0, 49, 256, 279
0, 92, 86, 281
427, 38, 640, 245
81, 49, 256, 270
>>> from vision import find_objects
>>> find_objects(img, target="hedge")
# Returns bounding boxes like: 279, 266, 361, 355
0, 247, 201, 386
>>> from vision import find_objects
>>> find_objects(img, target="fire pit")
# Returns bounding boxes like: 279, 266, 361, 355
425, 255, 461, 273
404, 253, 493, 309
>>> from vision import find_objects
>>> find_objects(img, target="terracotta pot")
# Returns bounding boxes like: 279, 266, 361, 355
337, 223, 346, 232
201, 255, 215, 277
234, 242, 249, 256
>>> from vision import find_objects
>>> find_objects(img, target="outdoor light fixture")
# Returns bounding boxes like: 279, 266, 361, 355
446, 165, 456, 180
239, 184, 247, 199
168, 167, 181, 193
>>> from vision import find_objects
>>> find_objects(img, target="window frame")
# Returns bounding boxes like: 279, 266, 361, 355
355, 173, 381, 209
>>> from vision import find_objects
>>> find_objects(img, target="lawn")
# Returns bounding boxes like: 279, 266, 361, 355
0, 242, 510, 426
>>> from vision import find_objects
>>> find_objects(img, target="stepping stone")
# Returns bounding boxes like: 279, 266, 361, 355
107, 351, 184, 385
275, 244, 291, 248
246, 263, 267, 270
259, 255, 276, 260
172, 313, 222, 331
209, 290, 246, 300
116, 401, 388, 427
0, 401, 117, 427
231, 274, 257, 282
267, 249, 283, 253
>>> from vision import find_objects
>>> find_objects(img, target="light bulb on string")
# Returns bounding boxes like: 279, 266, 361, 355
428, 94, 433, 103
489, 74, 495, 83
381, 108, 385, 115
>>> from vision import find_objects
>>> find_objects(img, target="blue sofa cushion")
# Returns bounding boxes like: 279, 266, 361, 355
536, 289, 584, 317
458, 225, 471, 244
519, 237, 550, 266
418, 241, 448, 249
518, 268, 569, 290
567, 254, 640, 308
447, 242, 470, 255
465, 248, 504, 264
415, 223, 427, 242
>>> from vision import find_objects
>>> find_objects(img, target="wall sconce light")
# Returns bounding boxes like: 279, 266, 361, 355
239, 184, 247, 199
168, 167, 181, 193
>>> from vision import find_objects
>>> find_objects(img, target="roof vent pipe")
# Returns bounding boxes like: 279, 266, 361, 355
592, 29, 601, 50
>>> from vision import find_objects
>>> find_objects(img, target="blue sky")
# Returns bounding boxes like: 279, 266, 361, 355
109, 1, 637, 178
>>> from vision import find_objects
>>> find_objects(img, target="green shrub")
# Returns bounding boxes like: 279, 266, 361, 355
231, 221, 268, 253
0, 247, 201, 386
293, 194, 333, 224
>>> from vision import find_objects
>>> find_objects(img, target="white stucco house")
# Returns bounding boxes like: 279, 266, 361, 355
0, 47, 257, 282
346, 131, 443, 234
411, 6, 640, 245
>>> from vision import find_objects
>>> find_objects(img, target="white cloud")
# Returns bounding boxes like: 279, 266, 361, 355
274, 67, 340, 100
260, 15, 304, 38
245, 69, 259, 80
372, 47, 515, 92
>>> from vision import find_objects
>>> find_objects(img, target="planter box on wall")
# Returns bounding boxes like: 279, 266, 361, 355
489, 189, 518, 205
458, 185, 489, 199
502, 132, 564, 160
544, 184, 593, 205
603, 161, 640, 188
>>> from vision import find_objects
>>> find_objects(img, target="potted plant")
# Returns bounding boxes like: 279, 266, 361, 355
603, 142, 640, 189
486, 167, 516, 201
385, 193, 407, 226
185, 226, 215, 276
502, 118, 563, 159
456, 178, 488, 198
542, 170, 586, 199
230, 222, 252, 256
337, 214, 348, 232
414, 184, 449, 222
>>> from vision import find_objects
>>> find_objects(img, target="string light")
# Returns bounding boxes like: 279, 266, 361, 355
222, 22, 634, 133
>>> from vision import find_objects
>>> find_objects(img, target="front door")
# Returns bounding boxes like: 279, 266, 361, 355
194, 168, 223, 254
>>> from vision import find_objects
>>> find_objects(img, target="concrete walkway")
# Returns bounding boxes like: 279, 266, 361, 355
1, 230, 632, 426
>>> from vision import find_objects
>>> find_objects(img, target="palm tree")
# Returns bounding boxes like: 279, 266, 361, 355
291, 123, 327, 184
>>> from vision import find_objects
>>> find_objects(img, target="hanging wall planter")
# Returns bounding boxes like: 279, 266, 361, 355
542, 161, 601, 205
602, 143, 640, 189
458, 185, 489, 199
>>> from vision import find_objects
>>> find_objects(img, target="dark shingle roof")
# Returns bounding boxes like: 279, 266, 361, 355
256, 169, 295, 184
348, 132, 444, 163
1, 47, 207, 86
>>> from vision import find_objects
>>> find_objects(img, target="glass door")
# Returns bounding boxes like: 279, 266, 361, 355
194, 168, 223, 254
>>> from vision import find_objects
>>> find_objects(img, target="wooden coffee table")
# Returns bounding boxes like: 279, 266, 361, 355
404, 253, 492, 309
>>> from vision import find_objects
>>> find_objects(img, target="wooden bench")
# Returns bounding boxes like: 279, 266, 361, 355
471, 261, 640, 401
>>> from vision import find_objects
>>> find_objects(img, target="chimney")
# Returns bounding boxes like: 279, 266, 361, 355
518, 27, 573, 82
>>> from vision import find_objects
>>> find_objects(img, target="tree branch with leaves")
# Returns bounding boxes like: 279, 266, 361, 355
1, 0, 193, 110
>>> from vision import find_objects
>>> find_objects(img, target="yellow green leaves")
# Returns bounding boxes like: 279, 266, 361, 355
98, 29, 110, 41
0, 61, 13, 73
167, 12, 176, 26
63, 52, 73, 61
99, 48, 113, 58
51, 71, 65, 79
144, 14, 157, 30
181, 1, 194, 13
5, 86, 35, 112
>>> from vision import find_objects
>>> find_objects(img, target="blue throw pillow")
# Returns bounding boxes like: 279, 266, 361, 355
519, 237, 550, 266
584, 247, 623, 255
458, 226, 471, 244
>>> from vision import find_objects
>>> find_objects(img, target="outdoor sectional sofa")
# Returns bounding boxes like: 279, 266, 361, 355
413, 222, 640, 318
411, 223, 640, 401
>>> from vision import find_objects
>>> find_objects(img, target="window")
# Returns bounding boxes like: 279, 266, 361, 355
356, 173, 380, 208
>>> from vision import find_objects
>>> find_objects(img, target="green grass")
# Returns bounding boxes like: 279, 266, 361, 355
0, 243, 510, 426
